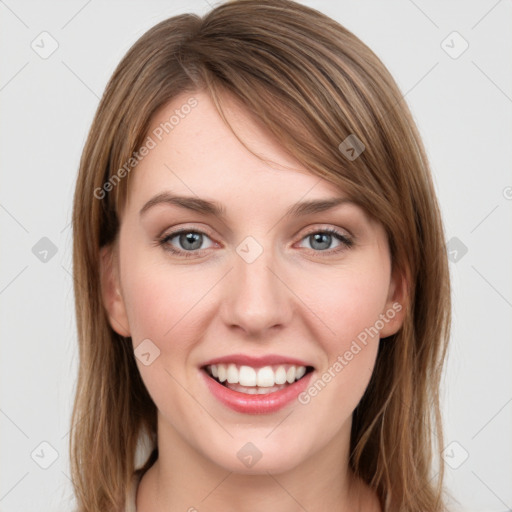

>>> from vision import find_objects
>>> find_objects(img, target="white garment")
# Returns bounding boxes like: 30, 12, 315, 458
125, 472, 143, 512
125, 427, 156, 511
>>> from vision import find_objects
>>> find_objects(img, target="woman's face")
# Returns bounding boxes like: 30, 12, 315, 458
102, 90, 405, 474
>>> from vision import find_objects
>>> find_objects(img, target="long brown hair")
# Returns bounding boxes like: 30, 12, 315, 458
70, 1, 451, 510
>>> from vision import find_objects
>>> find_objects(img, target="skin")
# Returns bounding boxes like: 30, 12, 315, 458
101, 90, 406, 512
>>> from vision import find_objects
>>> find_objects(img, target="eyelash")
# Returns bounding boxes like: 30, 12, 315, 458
155, 226, 354, 259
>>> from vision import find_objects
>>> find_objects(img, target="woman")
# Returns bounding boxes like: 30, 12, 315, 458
70, 1, 451, 510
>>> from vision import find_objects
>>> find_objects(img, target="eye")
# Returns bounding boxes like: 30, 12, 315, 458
157, 228, 215, 258
156, 226, 354, 259
296, 227, 353, 255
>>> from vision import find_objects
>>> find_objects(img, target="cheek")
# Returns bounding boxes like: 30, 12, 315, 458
297, 268, 387, 424
121, 240, 390, 350
119, 251, 209, 414
297, 262, 390, 348
119, 239, 220, 361
122, 263, 201, 346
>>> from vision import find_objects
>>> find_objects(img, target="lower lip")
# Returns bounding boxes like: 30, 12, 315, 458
201, 369, 314, 414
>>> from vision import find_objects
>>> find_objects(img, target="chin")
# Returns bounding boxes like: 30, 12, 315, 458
203, 437, 311, 476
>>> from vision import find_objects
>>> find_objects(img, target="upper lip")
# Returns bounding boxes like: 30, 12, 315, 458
201, 353, 314, 368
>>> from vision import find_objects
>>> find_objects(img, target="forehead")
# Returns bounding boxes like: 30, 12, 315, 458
123, 90, 366, 224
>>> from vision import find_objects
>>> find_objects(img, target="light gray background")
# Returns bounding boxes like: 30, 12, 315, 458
1, 1, 511, 511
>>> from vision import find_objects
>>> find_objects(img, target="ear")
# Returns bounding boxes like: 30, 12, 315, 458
379, 264, 408, 339
99, 243, 131, 337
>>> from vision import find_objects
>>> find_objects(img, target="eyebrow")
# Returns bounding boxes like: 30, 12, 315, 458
139, 192, 355, 219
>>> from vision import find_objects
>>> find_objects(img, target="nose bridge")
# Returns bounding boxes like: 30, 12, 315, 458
222, 235, 291, 334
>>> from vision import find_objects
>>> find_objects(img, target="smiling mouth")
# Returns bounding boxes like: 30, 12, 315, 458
203, 363, 315, 395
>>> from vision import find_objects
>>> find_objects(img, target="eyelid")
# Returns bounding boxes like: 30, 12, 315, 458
157, 223, 217, 241
298, 223, 353, 239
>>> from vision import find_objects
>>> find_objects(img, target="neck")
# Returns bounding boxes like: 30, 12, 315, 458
136, 415, 380, 512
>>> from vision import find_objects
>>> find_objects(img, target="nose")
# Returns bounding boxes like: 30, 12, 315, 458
220, 242, 293, 337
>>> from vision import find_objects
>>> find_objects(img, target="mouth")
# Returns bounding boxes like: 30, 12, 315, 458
202, 363, 315, 395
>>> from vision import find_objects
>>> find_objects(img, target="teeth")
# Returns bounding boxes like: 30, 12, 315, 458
256, 366, 274, 387
226, 363, 238, 383
239, 366, 257, 386
274, 366, 287, 385
217, 364, 227, 382
206, 363, 309, 388
295, 366, 306, 379
225, 382, 290, 394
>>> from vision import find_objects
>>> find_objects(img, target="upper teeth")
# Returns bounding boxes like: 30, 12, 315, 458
208, 364, 307, 387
